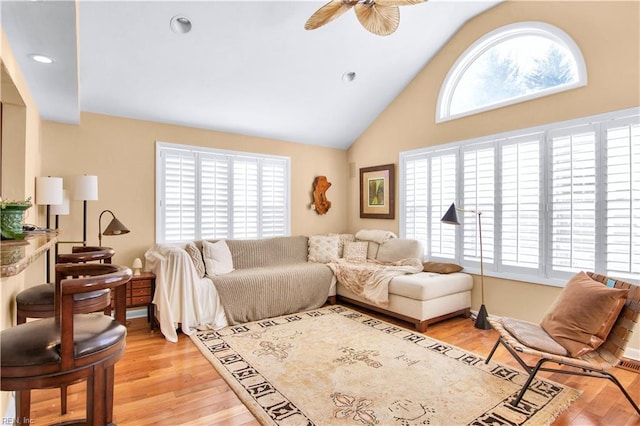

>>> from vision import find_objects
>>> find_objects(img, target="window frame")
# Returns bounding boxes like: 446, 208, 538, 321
436, 21, 588, 123
155, 141, 291, 243
400, 107, 640, 287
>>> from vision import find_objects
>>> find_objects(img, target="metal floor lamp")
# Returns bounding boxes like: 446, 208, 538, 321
441, 202, 491, 330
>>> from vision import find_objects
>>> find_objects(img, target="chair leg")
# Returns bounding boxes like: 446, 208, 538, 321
16, 390, 31, 424
603, 370, 640, 414
512, 357, 546, 407
60, 384, 68, 414
91, 365, 107, 426
106, 364, 115, 424
485, 338, 501, 364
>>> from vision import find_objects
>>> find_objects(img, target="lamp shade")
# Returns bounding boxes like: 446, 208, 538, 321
103, 216, 130, 236
74, 175, 98, 201
441, 203, 460, 225
35, 176, 63, 205
50, 190, 70, 216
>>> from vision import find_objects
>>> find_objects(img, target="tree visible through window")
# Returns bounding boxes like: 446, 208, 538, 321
438, 22, 587, 122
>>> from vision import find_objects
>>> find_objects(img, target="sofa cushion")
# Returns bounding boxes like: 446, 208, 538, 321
389, 272, 473, 301
329, 233, 355, 257
422, 261, 463, 274
376, 239, 423, 263
344, 241, 368, 263
226, 236, 309, 268
185, 242, 206, 278
202, 240, 235, 276
308, 235, 340, 263
540, 271, 628, 357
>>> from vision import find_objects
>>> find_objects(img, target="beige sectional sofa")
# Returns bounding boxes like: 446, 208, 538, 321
335, 236, 473, 332
145, 232, 473, 341
145, 236, 335, 342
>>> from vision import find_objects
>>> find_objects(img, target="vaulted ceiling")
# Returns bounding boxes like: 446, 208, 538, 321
1, 1, 500, 149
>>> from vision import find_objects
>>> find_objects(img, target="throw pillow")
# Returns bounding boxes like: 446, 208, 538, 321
185, 242, 206, 278
540, 271, 629, 357
308, 235, 340, 263
343, 241, 368, 263
423, 261, 463, 274
329, 233, 355, 257
202, 240, 235, 276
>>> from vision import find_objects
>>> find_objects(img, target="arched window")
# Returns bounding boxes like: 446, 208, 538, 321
437, 22, 587, 122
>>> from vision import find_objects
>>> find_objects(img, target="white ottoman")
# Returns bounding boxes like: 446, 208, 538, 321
337, 272, 473, 332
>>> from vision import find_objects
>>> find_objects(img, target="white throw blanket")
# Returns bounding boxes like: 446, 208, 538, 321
327, 258, 423, 307
354, 229, 397, 245
145, 244, 228, 342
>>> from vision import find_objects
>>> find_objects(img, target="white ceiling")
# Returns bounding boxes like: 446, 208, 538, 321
1, 0, 500, 149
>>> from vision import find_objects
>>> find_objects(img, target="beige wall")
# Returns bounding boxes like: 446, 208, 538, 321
41, 113, 348, 267
347, 1, 640, 322
1, 29, 45, 416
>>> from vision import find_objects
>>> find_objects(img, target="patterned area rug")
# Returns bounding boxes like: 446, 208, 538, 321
191, 305, 580, 425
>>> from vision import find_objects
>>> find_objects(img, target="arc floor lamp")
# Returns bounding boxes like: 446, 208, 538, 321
441, 203, 491, 330
98, 210, 130, 247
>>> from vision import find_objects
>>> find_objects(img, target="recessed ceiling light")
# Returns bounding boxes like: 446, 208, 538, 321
342, 71, 356, 83
29, 54, 54, 64
170, 16, 192, 34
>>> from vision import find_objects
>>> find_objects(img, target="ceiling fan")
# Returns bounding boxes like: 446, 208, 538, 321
305, 0, 426, 36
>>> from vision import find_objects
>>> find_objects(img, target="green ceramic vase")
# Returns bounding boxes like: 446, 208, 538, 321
0, 204, 30, 239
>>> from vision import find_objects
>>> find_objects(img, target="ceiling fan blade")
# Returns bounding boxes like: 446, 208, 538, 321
374, 0, 426, 6
354, 3, 400, 36
305, 0, 356, 31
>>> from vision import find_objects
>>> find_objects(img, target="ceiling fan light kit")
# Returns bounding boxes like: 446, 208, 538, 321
305, 0, 425, 36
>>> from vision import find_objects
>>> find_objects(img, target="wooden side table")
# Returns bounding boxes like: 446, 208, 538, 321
113, 272, 156, 328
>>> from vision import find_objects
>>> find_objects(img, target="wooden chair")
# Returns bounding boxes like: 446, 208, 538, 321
1, 263, 131, 425
485, 272, 640, 414
15, 246, 116, 415
16, 246, 115, 324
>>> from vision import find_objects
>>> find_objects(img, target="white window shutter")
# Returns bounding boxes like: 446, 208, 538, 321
549, 126, 597, 276
430, 152, 457, 259
162, 150, 197, 242
462, 145, 495, 265
200, 154, 230, 239
501, 137, 541, 270
157, 142, 289, 243
403, 155, 429, 256
605, 118, 640, 279
232, 157, 259, 239
261, 159, 287, 237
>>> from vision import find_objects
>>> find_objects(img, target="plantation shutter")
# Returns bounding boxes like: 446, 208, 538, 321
430, 151, 457, 259
548, 125, 597, 276
605, 118, 640, 279
462, 145, 495, 265
160, 149, 197, 242
501, 136, 542, 270
261, 159, 287, 237
232, 157, 259, 239
156, 142, 290, 243
200, 153, 229, 239
402, 155, 429, 257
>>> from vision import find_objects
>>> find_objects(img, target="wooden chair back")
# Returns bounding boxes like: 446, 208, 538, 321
57, 246, 115, 264
55, 263, 131, 369
587, 272, 640, 362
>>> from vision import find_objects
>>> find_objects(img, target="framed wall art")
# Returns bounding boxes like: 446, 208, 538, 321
359, 163, 395, 219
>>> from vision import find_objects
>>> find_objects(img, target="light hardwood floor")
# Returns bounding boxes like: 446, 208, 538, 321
27, 305, 640, 425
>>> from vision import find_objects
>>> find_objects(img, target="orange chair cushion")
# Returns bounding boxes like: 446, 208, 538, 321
540, 271, 628, 357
